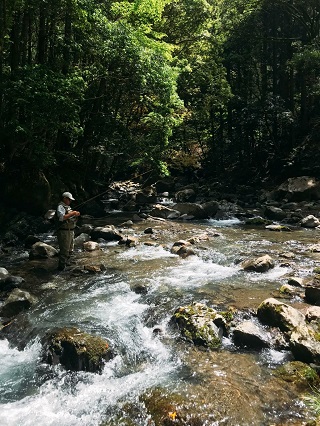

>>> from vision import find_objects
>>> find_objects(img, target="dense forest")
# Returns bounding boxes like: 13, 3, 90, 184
0, 0, 319, 212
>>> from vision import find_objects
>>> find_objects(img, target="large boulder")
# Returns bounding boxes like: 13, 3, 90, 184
0, 288, 38, 318
272, 176, 320, 201
41, 327, 114, 373
91, 225, 123, 241
264, 206, 287, 221
175, 188, 196, 203
170, 240, 195, 258
241, 255, 275, 272
233, 320, 270, 349
300, 215, 320, 228
172, 203, 207, 219
150, 204, 180, 219
305, 276, 320, 305
29, 241, 58, 259
171, 303, 226, 349
0, 275, 24, 293
257, 298, 305, 333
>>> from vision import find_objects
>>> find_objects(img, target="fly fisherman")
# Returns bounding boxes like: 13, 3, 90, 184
56, 192, 80, 271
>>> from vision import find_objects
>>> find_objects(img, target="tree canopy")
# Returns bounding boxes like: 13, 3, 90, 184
0, 0, 319, 199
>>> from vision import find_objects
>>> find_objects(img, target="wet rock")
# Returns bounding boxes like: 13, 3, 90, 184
257, 298, 305, 333
272, 176, 320, 202
0, 275, 25, 293
0, 288, 38, 318
245, 216, 272, 226
201, 200, 220, 217
171, 302, 226, 349
91, 225, 123, 241
279, 284, 303, 298
144, 227, 153, 234
41, 327, 114, 373
135, 191, 157, 204
29, 241, 58, 259
173, 202, 207, 219
301, 215, 320, 228
0, 267, 9, 277
74, 233, 91, 247
290, 329, 320, 364
287, 277, 305, 287
118, 236, 138, 247
233, 320, 270, 349
77, 224, 94, 235
155, 178, 175, 194
265, 224, 292, 232
305, 276, 320, 305
170, 240, 195, 258
84, 264, 104, 273
305, 306, 320, 323
175, 188, 196, 203
131, 283, 149, 294
150, 204, 180, 219
264, 205, 287, 221
24, 235, 41, 248
83, 241, 100, 251
273, 361, 320, 389
241, 255, 275, 272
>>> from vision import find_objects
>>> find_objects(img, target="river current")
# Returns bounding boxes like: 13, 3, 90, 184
1, 217, 319, 425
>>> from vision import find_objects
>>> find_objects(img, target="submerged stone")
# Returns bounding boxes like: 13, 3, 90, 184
41, 327, 114, 373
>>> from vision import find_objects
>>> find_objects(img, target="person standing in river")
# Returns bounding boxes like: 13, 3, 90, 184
56, 192, 80, 271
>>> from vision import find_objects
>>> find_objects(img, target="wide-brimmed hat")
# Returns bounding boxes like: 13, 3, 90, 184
62, 191, 75, 201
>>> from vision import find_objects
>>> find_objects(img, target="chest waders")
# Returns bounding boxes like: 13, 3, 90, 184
56, 204, 76, 269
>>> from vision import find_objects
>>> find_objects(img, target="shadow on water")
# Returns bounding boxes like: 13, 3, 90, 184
0, 218, 319, 425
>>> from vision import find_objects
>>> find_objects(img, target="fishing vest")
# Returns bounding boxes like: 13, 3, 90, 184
55, 203, 77, 230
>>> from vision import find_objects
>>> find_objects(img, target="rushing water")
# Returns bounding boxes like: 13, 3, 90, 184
0, 217, 319, 425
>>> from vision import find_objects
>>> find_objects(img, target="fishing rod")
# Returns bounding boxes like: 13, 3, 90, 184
44, 188, 111, 220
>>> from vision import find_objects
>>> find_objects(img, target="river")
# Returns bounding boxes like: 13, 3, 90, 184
0, 216, 319, 425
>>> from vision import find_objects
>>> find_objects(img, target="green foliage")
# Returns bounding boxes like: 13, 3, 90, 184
1, 66, 85, 168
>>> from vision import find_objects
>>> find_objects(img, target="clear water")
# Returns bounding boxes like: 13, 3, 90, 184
0, 218, 318, 425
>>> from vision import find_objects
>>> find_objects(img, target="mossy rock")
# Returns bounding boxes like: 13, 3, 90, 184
171, 303, 224, 349
41, 327, 114, 373
273, 361, 320, 389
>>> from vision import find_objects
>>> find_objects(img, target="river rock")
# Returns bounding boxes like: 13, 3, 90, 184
41, 327, 114, 373
29, 241, 58, 259
135, 190, 157, 204
290, 328, 320, 364
273, 176, 320, 201
175, 188, 196, 202
305, 276, 320, 305
83, 241, 100, 251
0, 267, 9, 277
257, 298, 305, 333
233, 320, 270, 349
264, 205, 287, 221
173, 203, 207, 219
150, 204, 180, 219
305, 306, 320, 322
300, 215, 320, 228
265, 224, 292, 232
241, 255, 274, 272
201, 201, 220, 217
171, 303, 226, 349
91, 225, 123, 241
287, 277, 305, 287
74, 233, 91, 247
273, 361, 320, 389
0, 288, 38, 318
0, 275, 25, 293
170, 240, 195, 258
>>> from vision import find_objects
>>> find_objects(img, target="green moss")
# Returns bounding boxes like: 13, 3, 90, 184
274, 361, 320, 388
